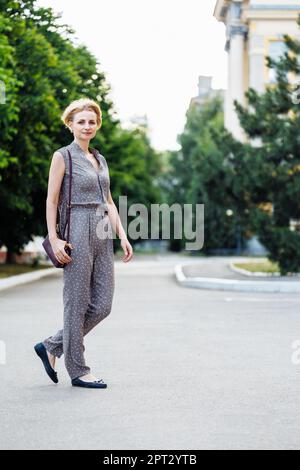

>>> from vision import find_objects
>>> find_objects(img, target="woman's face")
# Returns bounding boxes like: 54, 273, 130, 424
70, 110, 98, 141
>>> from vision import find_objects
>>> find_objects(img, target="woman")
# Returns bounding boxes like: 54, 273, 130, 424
34, 98, 133, 389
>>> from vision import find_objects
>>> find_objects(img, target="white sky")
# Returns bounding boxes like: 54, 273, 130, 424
36, 0, 227, 151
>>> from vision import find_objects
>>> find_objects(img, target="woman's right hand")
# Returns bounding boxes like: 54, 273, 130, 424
50, 237, 73, 265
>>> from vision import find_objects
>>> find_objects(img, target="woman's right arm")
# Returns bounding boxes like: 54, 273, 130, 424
46, 151, 73, 264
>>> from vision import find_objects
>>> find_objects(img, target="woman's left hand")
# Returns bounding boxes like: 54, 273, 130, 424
120, 238, 133, 262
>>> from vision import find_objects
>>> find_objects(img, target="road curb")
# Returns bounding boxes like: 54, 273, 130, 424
174, 264, 300, 293
0, 267, 60, 292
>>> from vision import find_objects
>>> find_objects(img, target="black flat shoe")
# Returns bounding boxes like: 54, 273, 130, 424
34, 342, 58, 384
71, 377, 107, 388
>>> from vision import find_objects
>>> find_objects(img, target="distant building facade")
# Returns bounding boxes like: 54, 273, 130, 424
214, 0, 300, 141
189, 75, 225, 109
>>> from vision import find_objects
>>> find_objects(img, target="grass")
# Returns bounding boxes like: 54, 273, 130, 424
234, 259, 280, 274
0, 263, 52, 279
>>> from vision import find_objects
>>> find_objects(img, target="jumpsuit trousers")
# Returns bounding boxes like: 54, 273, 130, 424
42, 203, 115, 380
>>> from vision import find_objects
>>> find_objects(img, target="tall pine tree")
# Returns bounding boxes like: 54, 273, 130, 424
230, 16, 300, 274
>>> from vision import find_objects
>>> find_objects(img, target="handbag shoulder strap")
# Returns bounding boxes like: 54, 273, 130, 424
65, 148, 73, 243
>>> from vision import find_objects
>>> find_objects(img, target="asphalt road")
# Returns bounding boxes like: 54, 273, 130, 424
1, 255, 300, 450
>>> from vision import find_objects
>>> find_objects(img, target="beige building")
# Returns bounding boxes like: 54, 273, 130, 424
214, 0, 300, 141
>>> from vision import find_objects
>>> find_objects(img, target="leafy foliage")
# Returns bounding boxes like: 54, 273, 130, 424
0, 0, 162, 258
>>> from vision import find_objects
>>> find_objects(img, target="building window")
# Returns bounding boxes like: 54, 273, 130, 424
266, 39, 288, 84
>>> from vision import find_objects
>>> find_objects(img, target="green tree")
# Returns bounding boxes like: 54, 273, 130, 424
166, 96, 246, 253
0, 11, 21, 168
230, 16, 300, 274
0, 0, 163, 260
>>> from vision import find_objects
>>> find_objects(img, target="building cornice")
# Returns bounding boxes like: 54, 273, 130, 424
245, 3, 300, 21
249, 4, 300, 11
214, 2, 300, 22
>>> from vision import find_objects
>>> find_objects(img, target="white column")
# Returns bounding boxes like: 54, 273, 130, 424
224, 44, 232, 131
223, 1, 248, 142
228, 27, 247, 142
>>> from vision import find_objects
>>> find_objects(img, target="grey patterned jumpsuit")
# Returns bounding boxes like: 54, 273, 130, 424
42, 139, 115, 380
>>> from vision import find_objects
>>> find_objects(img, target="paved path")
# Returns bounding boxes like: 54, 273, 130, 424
182, 257, 300, 281
1, 255, 300, 450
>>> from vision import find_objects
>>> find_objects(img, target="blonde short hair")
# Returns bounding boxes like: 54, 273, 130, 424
61, 98, 102, 130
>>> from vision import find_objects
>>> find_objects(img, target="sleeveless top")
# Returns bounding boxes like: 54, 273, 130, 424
56, 139, 111, 235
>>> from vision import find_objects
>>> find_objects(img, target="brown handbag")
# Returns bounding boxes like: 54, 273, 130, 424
42, 148, 73, 268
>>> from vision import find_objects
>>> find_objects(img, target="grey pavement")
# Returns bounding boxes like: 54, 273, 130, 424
1, 254, 300, 450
